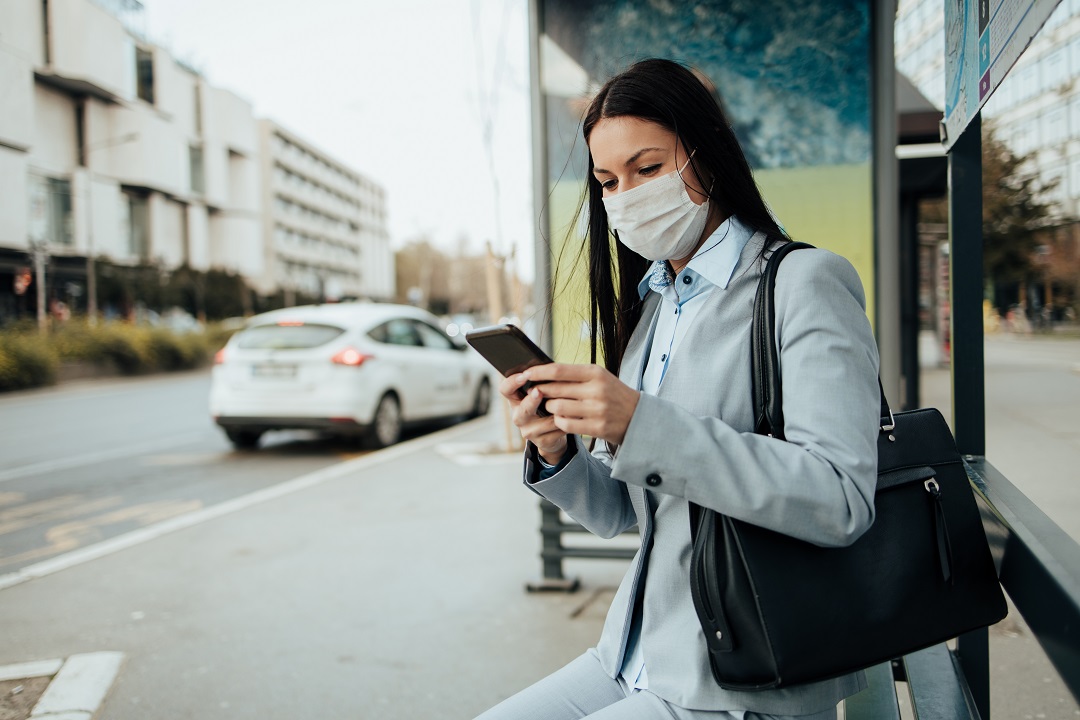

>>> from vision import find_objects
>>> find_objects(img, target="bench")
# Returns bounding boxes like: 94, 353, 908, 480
844, 644, 981, 719
842, 457, 1080, 719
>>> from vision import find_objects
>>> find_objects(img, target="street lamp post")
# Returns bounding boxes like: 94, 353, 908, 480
30, 240, 48, 333
84, 131, 138, 325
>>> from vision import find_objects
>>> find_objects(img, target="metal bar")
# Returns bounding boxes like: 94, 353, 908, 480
841, 662, 901, 720
968, 458, 1080, 704
899, 195, 920, 411
872, 0, 901, 405
902, 644, 981, 719
949, 111, 988, 718
538, 499, 566, 581
527, 0, 554, 356
947, 114, 985, 457
542, 547, 637, 561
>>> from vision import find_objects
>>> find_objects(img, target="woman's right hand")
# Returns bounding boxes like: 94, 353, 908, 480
500, 373, 568, 465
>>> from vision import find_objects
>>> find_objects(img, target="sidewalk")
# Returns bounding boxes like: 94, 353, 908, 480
0, 413, 625, 719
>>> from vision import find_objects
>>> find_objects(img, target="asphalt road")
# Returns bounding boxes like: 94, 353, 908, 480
0, 370, 372, 577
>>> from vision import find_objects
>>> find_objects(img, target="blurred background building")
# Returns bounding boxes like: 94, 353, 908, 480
896, 0, 1080, 324
897, 0, 1080, 219
259, 120, 392, 304
0, 0, 393, 324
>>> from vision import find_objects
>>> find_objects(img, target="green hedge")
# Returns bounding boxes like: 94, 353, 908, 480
0, 320, 235, 393
0, 335, 60, 391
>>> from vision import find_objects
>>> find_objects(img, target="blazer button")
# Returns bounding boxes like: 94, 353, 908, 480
645, 473, 662, 487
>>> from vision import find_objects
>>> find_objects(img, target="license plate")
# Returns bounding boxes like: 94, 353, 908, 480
252, 363, 297, 379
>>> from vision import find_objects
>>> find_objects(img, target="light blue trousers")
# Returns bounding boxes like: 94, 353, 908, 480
474, 651, 838, 720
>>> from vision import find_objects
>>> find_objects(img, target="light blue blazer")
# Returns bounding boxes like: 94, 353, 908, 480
523, 233, 881, 715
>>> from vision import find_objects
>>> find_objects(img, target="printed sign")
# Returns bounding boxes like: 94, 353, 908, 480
944, 0, 1063, 149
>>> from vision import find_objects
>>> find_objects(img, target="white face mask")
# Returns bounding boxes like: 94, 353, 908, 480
602, 153, 711, 262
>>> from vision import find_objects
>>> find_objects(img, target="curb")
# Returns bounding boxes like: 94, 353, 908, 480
0, 652, 123, 720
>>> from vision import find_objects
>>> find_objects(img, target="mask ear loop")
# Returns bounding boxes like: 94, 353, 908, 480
679, 148, 713, 201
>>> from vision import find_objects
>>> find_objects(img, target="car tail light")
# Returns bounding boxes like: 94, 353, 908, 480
214, 348, 227, 364
331, 347, 372, 367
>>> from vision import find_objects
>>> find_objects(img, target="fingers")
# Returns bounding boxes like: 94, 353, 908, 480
522, 363, 603, 383
515, 386, 546, 419
498, 373, 530, 403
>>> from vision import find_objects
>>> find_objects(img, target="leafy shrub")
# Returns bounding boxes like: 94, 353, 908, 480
0, 319, 222, 392
144, 329, 210, 370
0, 334, 60, 391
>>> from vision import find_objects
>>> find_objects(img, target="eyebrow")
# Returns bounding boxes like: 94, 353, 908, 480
593, 147, 666, 175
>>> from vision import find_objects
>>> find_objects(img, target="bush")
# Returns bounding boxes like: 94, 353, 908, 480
144, 329, 210, 370
0, 334, 60, 391
101, 325, 157, 374
0, 319, 221, 392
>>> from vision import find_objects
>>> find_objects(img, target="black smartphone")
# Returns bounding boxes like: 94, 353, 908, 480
465, 324, 553, 416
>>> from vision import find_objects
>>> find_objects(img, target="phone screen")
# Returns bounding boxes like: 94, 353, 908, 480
465, 325, 552, 416
465, 325, 552, 377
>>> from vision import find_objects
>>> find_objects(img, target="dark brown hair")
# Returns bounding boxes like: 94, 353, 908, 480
581, 58, 788, 373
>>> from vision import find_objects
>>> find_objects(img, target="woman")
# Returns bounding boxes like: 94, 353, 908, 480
480, 59, 880, 720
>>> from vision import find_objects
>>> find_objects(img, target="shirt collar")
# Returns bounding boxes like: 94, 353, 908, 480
636, 215, 756, 300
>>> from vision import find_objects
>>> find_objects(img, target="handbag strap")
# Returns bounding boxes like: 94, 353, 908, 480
752, 242, 894, 439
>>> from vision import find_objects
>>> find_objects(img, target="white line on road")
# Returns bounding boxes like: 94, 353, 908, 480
0, 417, 491, 592
0, 432, 209, 484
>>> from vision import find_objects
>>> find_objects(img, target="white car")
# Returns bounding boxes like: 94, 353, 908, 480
210, 302, 493, 449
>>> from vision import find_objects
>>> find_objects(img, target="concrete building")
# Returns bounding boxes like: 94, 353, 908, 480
0, 0, 393, 321
258, 120, 394, 301
896, 0, 1080, 219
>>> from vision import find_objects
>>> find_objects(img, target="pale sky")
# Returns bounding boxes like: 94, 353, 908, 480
141, 0, 536, 279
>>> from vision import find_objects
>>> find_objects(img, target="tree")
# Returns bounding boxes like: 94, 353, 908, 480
922, 123, 1069, 310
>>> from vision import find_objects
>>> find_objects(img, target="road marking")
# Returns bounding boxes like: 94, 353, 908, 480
0, 498, 203, 569
0, 432, 208, 484
25, 652, 124, 718
0, 417, 488, 592
0, 659, 64, 682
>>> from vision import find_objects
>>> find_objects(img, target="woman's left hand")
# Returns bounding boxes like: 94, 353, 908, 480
523, 363, 640, 447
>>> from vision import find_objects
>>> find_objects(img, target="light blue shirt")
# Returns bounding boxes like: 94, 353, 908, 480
619, 214, 755, 693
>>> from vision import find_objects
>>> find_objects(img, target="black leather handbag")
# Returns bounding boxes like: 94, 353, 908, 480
688, 242, 1008, 691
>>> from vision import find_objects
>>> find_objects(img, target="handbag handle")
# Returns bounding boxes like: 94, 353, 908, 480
751, 243, 894, 440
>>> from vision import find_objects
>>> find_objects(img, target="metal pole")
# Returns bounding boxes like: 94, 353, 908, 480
872, 0, 901, 405
86, 173, 97, 325
948, 114, 985, 457
527, 0, 553, 355
33, 242, 47, 333
949, 113, 989, 718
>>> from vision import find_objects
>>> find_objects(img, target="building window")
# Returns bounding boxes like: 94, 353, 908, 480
28, 175, 73, 246
193, 83, 202, 135
135, 47, 154, 104
121, 191, 149, 259
75, 101, 86, 167
1044, 106, 1067, 147
41, 0, 51, 65
189, 145, 205, 194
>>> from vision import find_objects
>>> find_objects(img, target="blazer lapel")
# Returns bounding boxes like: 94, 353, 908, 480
619, 294, 661, 391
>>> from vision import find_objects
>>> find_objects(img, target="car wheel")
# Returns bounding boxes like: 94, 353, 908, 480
469, 378, 492, 418
225, 428, 263, 450
368, 393, 402, 448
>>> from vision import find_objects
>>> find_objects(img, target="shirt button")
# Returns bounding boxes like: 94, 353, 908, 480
682, 276, 692, 285
660, 354, 667, 362
645, 473, 662, 487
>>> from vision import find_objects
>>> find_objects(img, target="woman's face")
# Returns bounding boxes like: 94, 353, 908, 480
589, 116, 709, 204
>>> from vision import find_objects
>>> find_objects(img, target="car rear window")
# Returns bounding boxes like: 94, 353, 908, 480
235, 323, 345, 350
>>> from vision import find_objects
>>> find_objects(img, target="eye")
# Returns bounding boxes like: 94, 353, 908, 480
599, 178, 617, 191
639, 164, 662, 176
